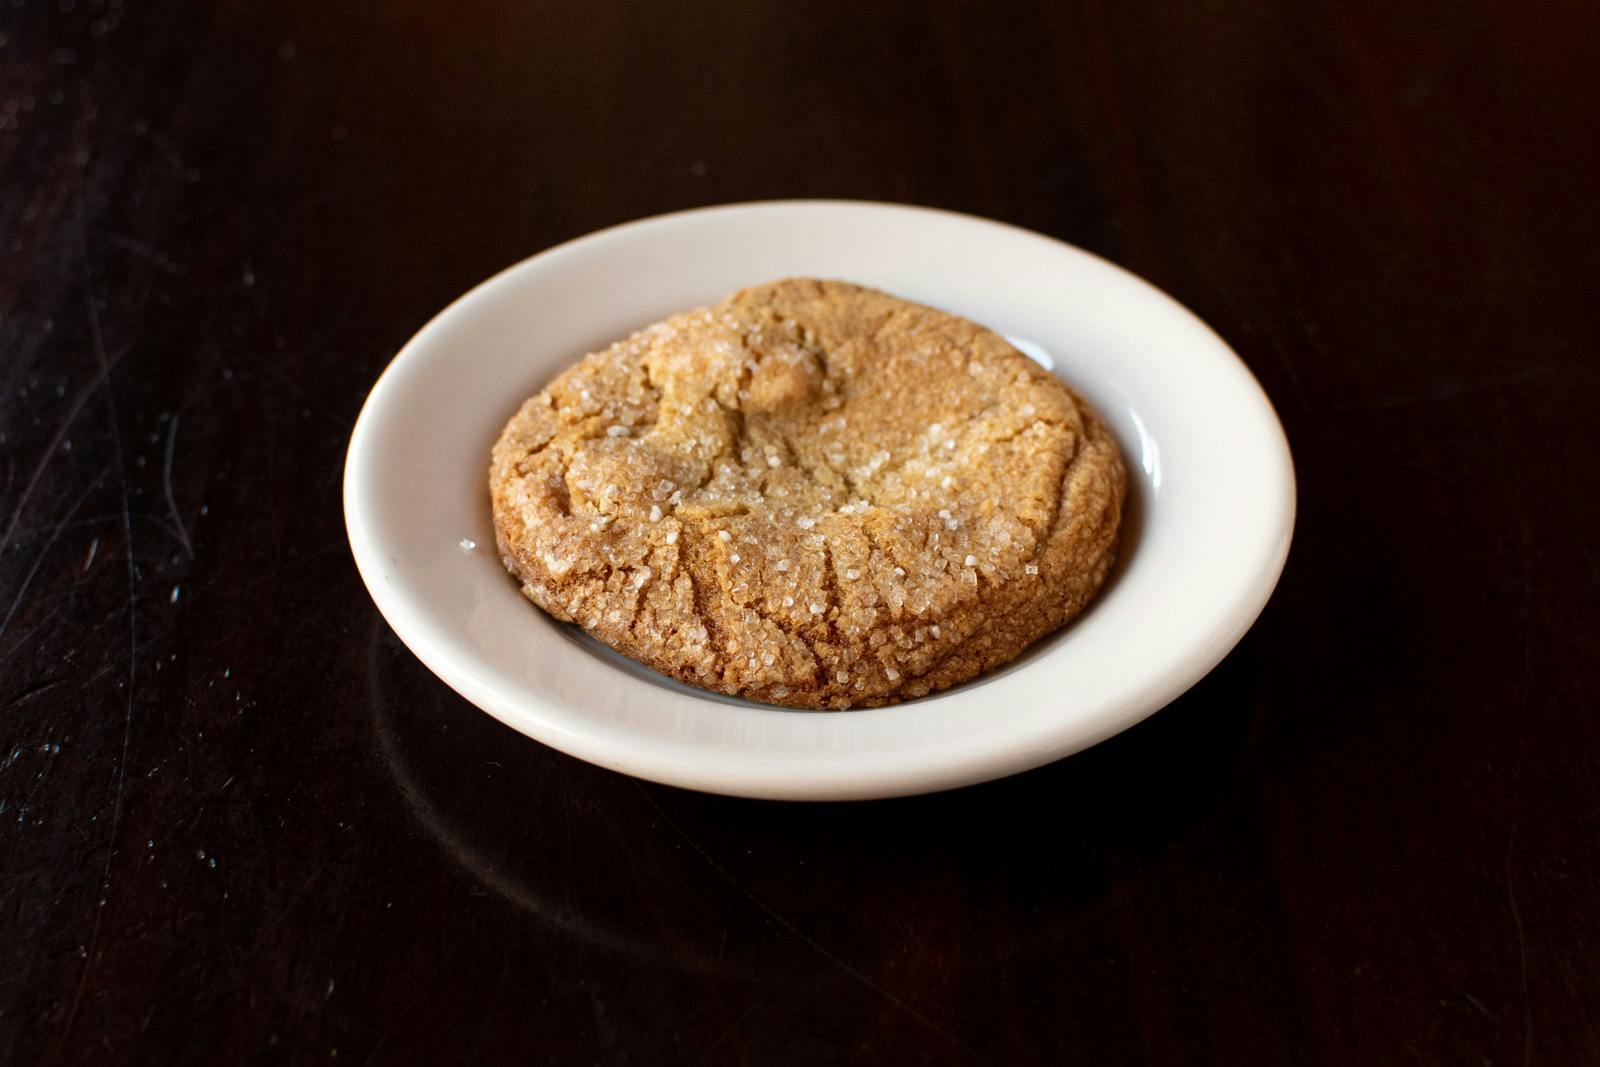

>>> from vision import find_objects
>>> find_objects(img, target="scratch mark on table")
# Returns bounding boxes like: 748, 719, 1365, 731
284, 172, 393, 229
252, 861, 327, 948
162, 415, 193, 559
180, 538, 346, 601
102, 231, 185, 275
2, 676, 66, 710
688, 1008, 759, 1067
254, 359, 355, 432
360, 1032, 393, 1067
143, 127, 190, 180
633, 782, 985, 1062
1355, 365, 1554, 412
5, 512, 121, 541
1462, 990, 1499, 1023
1505, 825, 1532, 1067
0, 472, 105, 645
152, 801, 206, 850
0, 344, 129, 563
60, 290, 140, 1046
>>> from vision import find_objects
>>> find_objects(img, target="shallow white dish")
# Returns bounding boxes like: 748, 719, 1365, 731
344, 201, 1294, 801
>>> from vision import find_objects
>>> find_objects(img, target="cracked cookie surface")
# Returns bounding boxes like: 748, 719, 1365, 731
490, 278, 1126, 709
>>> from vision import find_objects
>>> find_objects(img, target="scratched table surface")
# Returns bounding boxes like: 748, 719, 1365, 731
3, 1, 1599, 1063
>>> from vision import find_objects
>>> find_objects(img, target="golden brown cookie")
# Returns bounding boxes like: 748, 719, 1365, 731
490, 279, 1125, 709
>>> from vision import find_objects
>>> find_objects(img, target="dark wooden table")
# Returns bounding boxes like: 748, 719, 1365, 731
4, 1, 1598, 1062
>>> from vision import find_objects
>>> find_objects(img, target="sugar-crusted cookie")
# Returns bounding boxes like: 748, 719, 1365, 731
490, 278, 1125, 709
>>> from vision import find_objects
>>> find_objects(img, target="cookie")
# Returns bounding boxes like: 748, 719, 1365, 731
490, 278, 1125, 709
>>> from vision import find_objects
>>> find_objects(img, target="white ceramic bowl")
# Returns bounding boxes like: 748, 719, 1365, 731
344, 201, 1294, 800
